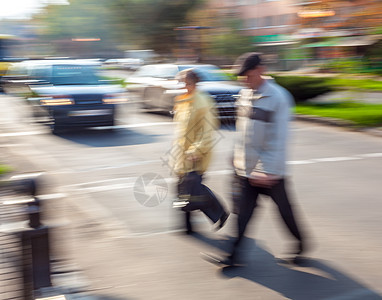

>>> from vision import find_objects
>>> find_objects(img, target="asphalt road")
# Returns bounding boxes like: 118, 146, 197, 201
1, 93, 382, 299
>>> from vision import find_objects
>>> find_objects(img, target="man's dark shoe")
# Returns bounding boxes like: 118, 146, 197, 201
290, 240, 309, 258
201, 252, 237, 267
186, 229, 194, 235
214, 212, 230, 231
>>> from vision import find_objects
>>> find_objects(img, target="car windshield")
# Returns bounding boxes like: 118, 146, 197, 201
133, 65, 179, 78
179, 65, 230, 82
50, 65, 101, 85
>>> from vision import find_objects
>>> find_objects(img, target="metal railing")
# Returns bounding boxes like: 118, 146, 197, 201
0, 176, 51, 300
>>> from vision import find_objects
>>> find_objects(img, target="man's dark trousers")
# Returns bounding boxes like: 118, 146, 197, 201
231, 175, 303, 257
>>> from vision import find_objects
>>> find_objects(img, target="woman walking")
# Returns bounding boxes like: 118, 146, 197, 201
171, 69, 229, 234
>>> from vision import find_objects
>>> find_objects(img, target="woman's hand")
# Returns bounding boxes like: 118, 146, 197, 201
186, 153, 200, 162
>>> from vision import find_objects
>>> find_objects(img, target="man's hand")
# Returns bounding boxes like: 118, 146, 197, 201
249, 171, 281, 188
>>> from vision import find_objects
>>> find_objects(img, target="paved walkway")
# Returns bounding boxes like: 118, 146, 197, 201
1, 93, 382, 300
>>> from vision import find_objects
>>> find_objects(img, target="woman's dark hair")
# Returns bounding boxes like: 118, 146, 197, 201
176, 68, 200, 84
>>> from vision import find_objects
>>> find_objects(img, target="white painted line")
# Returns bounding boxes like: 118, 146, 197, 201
62, 150, 382, 193
288, 153, 382, 165
93, 122, 174, 130
3, 197, 35, 205
287, 160, 316, 165
0, 144, 28, 147
11, 172, 45, 179
35, 295, 66, 300
0, 131, 45, 137
70, 183, 135, 193
38, 193, 67, 200
311, 156, 361, 163
65, 177, 136, 188
53, 160, 162, 174
357, 152, 382, 158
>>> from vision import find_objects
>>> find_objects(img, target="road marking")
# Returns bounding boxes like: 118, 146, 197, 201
287, 153, 382, 165
53, 160, 162, 174
53, 152, 382, 175
357, 153, 382, 158
69, 183, 135, 193
65, 177, 136, 187
0, 143, 29, 147
0, 122, 174, 137
93, 121, 174, 130
0, 131, 45, 137
10, 172, 45, 179
59, 152, 382, 193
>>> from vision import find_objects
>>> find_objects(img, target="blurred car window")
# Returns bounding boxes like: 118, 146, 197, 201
155, 65, 179, 78
133, 65, 158, 77
30, 65, 50, 80
179, 65, 229, 82
133, 64, 179, 79
51, 65, 101, 85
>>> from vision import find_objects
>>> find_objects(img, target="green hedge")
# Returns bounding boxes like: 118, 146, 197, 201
296, 102, 382, 127
328, 77, 382, 91
272, 75, 333, 102
0, 165, 12, 176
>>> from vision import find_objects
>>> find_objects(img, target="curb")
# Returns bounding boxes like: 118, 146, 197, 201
294, 114, 382, 138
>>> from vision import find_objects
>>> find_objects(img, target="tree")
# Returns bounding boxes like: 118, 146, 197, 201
108, 0, 204, 53
34, 0, 119, 56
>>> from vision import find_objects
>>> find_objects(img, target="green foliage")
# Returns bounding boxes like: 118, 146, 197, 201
37, 0, 114, 41
322, 58, 368, 74
108, 0, 204, 53
34, 0, 203, 54
99, 76, 126, 87
207, 31, 253, 59
0, 165, 12, 175
328, 77, 382, 91
320, 42, 382, 75
272, 75, 334, 102
295, 102, 382, 127
205, 18, 253, 60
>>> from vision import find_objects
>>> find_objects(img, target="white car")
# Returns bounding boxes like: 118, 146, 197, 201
127, 63, 243, 121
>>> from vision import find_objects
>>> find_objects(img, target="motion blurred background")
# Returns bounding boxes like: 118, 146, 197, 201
0, 0, 381, 74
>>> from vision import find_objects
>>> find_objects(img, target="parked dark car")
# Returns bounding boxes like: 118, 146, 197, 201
127, 64, 243, 121
1, 59, 127, 133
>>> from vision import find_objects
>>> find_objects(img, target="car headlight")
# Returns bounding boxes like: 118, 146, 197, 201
40, 97, 74, 106
103, 93, 128, 104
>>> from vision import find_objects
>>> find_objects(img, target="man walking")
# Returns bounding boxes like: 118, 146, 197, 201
225, 53, 307, 265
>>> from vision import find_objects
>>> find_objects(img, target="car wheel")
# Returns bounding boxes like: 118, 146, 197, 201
51, 122, 64, 134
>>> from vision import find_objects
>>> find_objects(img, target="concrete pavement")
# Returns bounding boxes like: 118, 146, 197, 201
1, 93, 382, 300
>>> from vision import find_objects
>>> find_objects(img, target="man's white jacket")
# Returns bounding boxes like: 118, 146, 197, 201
233, 79, 294, 177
